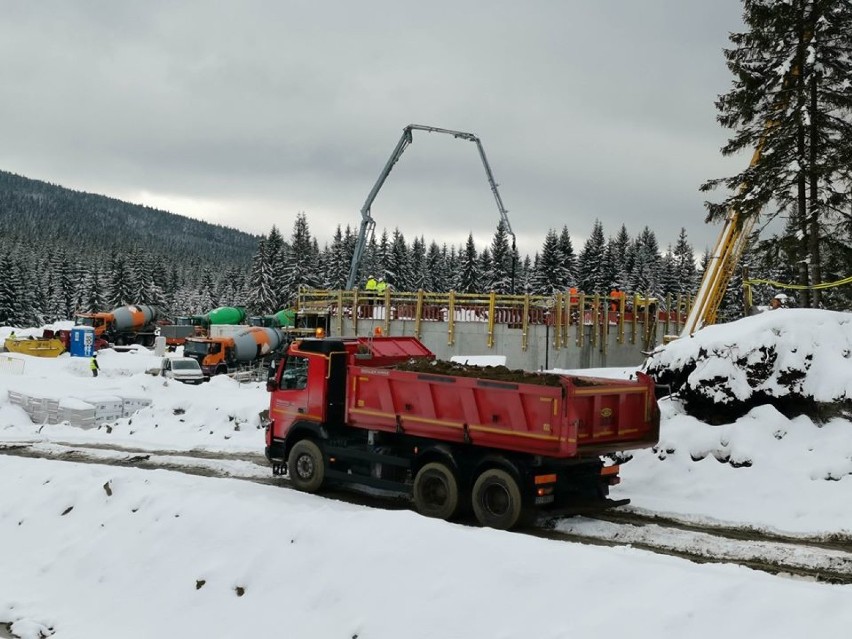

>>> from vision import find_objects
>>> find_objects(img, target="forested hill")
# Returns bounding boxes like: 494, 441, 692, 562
0, 170, 258, 262
0, 170, 260, 326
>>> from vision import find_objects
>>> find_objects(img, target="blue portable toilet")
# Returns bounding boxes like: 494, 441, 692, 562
70, 326, 95, 358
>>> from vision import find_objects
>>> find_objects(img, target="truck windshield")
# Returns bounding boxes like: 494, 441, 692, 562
76, 317, 100, 327
172, 360, 201, 371
280, 356, 308, 390
183, 341, 210, 356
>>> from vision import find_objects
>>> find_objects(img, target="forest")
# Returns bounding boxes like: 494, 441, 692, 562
2, 163, 848, 330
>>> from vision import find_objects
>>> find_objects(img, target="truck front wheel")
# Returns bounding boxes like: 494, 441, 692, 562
413, 462, 460, 521
288, 440, 325, 493
472, 468, 525, 530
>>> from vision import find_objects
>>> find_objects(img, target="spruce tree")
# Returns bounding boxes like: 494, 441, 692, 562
456, 234, 479, 293
629, 227, 662, 296
533, 229, 564, 294
327, 225, 349, 290
388, 228, 413, 291
577, 220, 606, 293
280, 212, 316, 306
702, 0, 852, 307
410, 236, 427, 291
672, 227, 698, 295
477, 248, 492, 292
0, 254, 19, 326
488, 220, 513, 294
557, 226, 577, 288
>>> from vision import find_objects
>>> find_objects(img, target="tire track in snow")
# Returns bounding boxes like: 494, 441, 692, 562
2, 441, 850, 584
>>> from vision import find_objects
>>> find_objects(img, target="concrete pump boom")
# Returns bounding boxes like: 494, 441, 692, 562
345, 124, 516, 291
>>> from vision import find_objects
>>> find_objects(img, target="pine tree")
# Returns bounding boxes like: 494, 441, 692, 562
605, 225, 632, 291
577, 220, 606, 293
388, 228, 413, 291
85, 262, 108, 312
659, 246, 678, 298
557, 226, 577, 288
280, 212, 316, 306
533, 229, 564, 294
520, 255, 534, 294
424, 242, 446, 291
456, 234, 479, 293
410, 236, 427, 291
477, 248, 492, 292
0, 254, 19, 325
701, 0, 852, 307
629, 227, 662, 296
488, 220, 514, 294
109, 253, 134, 310
672, 227, 698, 295
327, 225, 349, 290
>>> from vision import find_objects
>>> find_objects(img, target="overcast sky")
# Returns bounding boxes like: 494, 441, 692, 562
0, 0, 746, 258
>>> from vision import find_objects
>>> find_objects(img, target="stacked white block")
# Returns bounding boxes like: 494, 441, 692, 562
77, 394, 125, 423
6, 390, 152, 428
58, 398, 97, 429
121, 396, 151, 415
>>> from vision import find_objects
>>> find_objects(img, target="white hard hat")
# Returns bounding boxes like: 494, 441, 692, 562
774, 293, 788, 300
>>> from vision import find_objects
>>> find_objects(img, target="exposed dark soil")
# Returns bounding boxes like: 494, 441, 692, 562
393, 359, 565, 386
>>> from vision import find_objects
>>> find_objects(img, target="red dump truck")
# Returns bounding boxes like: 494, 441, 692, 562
264, 336, 660, 529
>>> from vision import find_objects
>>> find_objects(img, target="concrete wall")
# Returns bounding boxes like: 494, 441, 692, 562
330, 315, 666, 370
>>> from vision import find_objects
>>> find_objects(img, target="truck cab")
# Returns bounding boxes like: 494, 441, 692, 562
75, 313, 110, 336
183, 337, 232, 376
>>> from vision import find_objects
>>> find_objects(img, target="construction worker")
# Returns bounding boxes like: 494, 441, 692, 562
376, 277, 388, 295
365, 275, 378, 293
90, 353, 100, 378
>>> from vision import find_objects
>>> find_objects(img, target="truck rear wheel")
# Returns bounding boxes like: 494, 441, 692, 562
288, 440, 325, 493
413, 462, 460, 521
472, 468, 525, 530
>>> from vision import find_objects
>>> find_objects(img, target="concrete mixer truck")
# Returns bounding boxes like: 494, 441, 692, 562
164, 307, 248, 347
75, 305, 160, 347
177, 306, 247, 330
183, 326, 290, 376
248, 309, 296, 329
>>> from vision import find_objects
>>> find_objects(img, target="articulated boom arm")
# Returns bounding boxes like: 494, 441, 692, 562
345, 124, 515, 290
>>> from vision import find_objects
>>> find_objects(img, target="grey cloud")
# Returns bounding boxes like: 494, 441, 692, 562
0, 0, 744, 257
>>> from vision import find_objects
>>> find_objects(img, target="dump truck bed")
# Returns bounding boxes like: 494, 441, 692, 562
345, 366, 659, 458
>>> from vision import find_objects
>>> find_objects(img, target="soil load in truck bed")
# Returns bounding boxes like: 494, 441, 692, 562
346, 360, 659, 458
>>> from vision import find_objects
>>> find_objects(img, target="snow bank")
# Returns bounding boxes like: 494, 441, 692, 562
645, 309, 852, 421
614, 400, 852, 534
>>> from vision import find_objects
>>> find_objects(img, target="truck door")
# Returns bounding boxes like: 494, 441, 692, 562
271, 354, 311, 436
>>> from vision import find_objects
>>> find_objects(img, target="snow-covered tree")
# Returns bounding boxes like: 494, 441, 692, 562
577, 219, 606, 293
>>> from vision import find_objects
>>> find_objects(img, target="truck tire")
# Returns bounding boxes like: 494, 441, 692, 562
413, 462, 460, 521
472, 468, 525, 530
288, 440, 325, 493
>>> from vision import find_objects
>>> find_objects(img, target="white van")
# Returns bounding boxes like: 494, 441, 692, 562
158, 357, 206, 384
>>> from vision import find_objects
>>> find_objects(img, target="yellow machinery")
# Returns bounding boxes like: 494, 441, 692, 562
679, 35, 812, 338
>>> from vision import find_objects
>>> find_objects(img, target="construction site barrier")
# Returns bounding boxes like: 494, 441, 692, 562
296, 289, 692, 352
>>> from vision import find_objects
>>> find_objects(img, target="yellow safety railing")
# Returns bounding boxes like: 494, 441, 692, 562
295, 288, 691, 351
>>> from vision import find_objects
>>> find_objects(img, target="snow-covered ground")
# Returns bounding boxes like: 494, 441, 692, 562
1, 314, 851, 638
